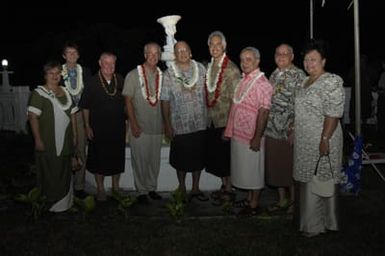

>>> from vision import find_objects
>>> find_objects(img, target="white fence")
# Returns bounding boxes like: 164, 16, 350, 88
0, 86, 30, 133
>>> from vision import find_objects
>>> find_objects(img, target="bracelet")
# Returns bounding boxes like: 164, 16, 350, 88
322, 136, 329, 141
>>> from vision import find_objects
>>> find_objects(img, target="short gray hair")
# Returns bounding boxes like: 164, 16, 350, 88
207, 31, 227, 51
240, 47, 260, 59
276, 43, 293, 54
99, 52, 117, 62
144, 42, 161, 54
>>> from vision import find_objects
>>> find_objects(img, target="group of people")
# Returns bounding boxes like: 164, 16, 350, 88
27, 33, 345, 238
27, 43, 127, 209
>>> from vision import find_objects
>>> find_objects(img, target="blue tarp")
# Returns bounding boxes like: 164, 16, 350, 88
340, 135, 363, 195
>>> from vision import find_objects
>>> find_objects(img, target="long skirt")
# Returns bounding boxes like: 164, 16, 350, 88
206, 126, 230, 178
36, 153, 73, 212
230, 139, 265, 190
170, 130, 206, 172
298, 181, 339, 234
265, 136, 294, 187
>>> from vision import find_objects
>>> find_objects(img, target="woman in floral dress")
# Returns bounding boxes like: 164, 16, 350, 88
293, 40, 345, 237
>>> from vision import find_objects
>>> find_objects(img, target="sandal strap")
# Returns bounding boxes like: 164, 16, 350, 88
233, 199, 249, 208
210, 190, 223, 200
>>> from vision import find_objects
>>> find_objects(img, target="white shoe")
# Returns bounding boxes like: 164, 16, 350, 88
302, 232, 320, 238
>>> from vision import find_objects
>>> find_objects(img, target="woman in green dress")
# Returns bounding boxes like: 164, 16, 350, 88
28, 61, 78, 212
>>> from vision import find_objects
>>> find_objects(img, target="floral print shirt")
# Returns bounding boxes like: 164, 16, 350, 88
265, 65, 306, 139
160, 60, 207, 135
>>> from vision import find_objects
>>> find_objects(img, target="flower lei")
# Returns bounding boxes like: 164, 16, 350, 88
233, 71, 264, 104
39, 85, 72, 111
61, 64, 84, 96
205, 54, 229, 107
171, 60, 199, 89
137, 65, 162, 107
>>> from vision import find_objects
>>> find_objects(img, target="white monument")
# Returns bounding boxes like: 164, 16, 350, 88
0, 59, 30, 133
157, 15, 181, 67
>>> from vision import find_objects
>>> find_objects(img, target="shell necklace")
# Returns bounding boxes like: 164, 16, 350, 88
137, 65, 162, 107
98, 71, 117, 96
205, 54, 229, 107
171, 60, 199, 89
233, 71, 264, 104
61, 64, 83, 96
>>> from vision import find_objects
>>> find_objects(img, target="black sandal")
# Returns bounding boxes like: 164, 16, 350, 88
211, 191, 235, 206
220, 191, 235, 202
210, 185, 225, 200
237, 206, 261, 217
189, 192, 209, 202
267, 202, 286, 213
232, 198, 249, 208
286, 202, 294, 215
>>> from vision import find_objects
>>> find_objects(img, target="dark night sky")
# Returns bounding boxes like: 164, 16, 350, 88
2, 1, 383, 86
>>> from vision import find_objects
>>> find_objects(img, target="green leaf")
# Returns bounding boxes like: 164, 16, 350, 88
74, 196, 83, 206
83, 196, 95, 213
28, 187, 41, 201
14, 194, 29, 203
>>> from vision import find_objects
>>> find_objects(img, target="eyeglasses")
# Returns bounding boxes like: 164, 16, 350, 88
176, 48, 190, 53
275, 52, 291, 57
304, 58, 319, 63
46, 71, 61, 76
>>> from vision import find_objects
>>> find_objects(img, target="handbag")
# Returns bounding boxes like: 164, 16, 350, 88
310, 155, 335, 197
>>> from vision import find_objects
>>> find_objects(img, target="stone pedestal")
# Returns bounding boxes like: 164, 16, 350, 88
157, 15, 181, 67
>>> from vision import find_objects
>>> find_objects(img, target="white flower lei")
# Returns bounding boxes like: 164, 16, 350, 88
137, 65, 163, 105
171, 60, 199, 89
206, 53, 226, 93
61, 64, 84, 96
233, 71, 264, 104
38, 85, 72, 111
